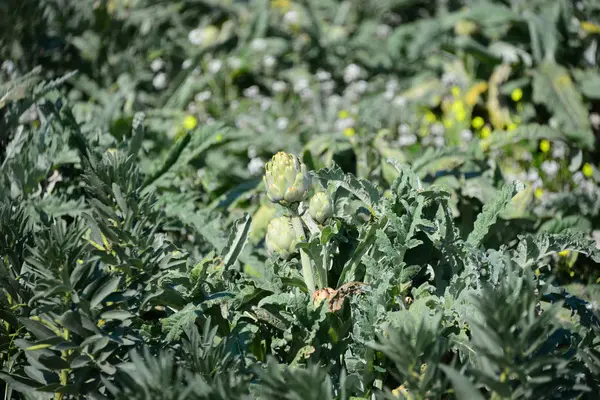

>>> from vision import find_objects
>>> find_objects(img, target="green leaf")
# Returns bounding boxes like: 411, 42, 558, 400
90, 276, 121, 309
532, 62, 594, 149
221, 213, 252, 270
312, 164, 380, 215
467, 181, 524, 247
481, 124, 565, 151
440, 365, 485, 400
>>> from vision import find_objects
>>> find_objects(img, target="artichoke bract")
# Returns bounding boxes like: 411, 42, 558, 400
264, 152, 310, 205
309, 192, 333, 223
265, 216, 297, 259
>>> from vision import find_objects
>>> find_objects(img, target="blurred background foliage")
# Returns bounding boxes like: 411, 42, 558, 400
1, 0, 600, 398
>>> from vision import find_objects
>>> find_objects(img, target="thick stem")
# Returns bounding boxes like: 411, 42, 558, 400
291, 216, 315, 293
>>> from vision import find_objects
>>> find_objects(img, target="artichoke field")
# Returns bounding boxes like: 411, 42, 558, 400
1, 0, 600, 399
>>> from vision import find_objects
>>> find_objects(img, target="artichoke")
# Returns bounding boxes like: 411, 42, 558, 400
265, 216, 297, 259
263, 152, 310, 205
308, 192, 333, 223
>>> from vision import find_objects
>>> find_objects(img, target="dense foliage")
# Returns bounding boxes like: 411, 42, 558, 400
2, 0, 600, 399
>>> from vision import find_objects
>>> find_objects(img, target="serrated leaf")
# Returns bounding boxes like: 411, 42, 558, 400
533, 62, 594, 149
467, 181, 524, 246
221, 213, 251, 270
312, 164, 380, 215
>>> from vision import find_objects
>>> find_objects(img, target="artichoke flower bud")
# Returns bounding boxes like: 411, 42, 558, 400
308, 192, 333, 223
265, 216, 297, 259
263, 152, 310, 205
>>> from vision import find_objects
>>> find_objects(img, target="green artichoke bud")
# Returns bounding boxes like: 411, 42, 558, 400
308, 192, 333, 223
265, 216, 297, 259
264, 152, 310, 205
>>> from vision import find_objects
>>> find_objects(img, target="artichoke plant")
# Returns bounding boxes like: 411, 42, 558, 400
309, 192, 333, 223
265, 216, 298, 259
263, 152, 310, 206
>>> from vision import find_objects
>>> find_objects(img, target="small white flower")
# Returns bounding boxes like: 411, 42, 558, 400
441, 72, 458, 87
393, 96, 407, 108
526, 168, 539, 182
383, 90, 395, 101
182, 59, 193, 69
228, 57, 242, 70
552, 141, 567, 159
276, 117, 289, 130
283, 10, 299, 25
250, 38, 267, 51
343, 63, 361, 83
272, 80, 288, 93
300, 88, 313, 100
541, 160, 559, 177
549, 117, 559, 128
151, 58, 165, 72
376, 24, 392, 38
152, 73, 168, 90
398, 123, 411, 136
208, 59, 223, 74
294, 78, 310, 93
590, 113, 600, 128
354, 80, 368, 94
247, 146, 257, 159
592, 230, 600, 249
573, 171, 585, 184
195, 90, 212, 102
433, 136, 445, 148
243, 85, 260, 98
460, 129, 473, 142
335, 118, 355, 131
385, 79, 398, 93
398, 134, 417, 147
263, 55, 276, 68
430, 122, 445, 136
1, 60, 16, 74
188, 28, 204, 45
321, 80, 336, 93
316, 69, 331, 81
260, 99, 272, 110
248, 158, 265, 176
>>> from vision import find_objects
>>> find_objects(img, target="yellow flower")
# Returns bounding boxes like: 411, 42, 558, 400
343, 127, 356, 137
535, 187, 544, 199
558, 250, 570, 257
511, 88, 523, 102
581, 21, 600, 34
451, 86, 461, 97
184, 115, 198, 130
456, 109, 467, 122
424, 110, 436, 123
480, 125, 491, 138
338, 110, 350, 119
271, 0, 291, 10
507, 122, 518, 131
582, 163, 594, 178
216, 133, 223, 142
465, 82, 488, 106
472, 116, 485, 129
539, 139, 551, 153
443, 118, 454, 128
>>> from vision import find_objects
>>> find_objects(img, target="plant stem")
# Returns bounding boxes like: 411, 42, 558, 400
291, 215, 315, 293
